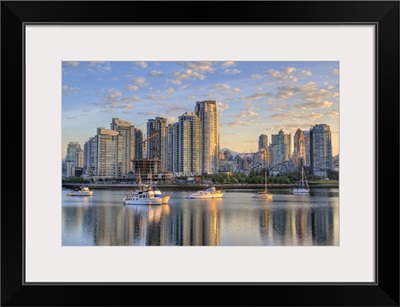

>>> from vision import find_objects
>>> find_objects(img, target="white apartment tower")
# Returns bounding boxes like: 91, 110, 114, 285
110, 118, 135, 177
96, 128, 119, 178
177, 112, 201, 175
195, 100, 219, 174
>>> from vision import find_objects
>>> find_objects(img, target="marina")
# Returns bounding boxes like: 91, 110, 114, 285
62, 187, 339, 246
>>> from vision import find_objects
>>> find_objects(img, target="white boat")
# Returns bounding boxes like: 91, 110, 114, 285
123, 188, 171, 205
122, 170, 171, 205
253, 157, 273, 200
66, 186, 93, 196
293, 167, 310, 195
186, 186, 223, 199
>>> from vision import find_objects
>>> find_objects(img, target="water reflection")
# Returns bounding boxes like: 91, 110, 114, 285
62, 189, 339, 246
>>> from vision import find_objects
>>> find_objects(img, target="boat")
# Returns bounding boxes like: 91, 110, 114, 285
293, 167, 310, 195
253, 156, 273, 200
122, 170, 171, 205
185, 186, 224, 199
66, 186, 93, 196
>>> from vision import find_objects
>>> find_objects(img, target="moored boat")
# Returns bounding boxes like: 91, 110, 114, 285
293, 167, 310, 195
185, 186, 223, 199
66, 186, 93, 196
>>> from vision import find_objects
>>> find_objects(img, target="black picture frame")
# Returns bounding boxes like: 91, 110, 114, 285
1, 1, 399, 306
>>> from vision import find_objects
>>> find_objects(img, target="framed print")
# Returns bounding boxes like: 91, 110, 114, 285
1, 1, 399, 306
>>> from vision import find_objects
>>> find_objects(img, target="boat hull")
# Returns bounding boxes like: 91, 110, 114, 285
66, 192, 93, 196
293, 189, 310, 195
123, 195, 170, 205
187, 193, 223, 199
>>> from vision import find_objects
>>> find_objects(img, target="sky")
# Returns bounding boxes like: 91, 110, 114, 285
62, 61, 339, 159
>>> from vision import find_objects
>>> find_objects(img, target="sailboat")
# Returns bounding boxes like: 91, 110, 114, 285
293, 167, 310, 195
253, 156, 273, 200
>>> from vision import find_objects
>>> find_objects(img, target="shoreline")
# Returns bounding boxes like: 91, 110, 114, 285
62, 182, 339, 190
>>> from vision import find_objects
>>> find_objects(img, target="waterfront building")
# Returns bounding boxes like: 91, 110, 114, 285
270, 130, 292, 168
110, 118, 136, 177
177, 112, 201, 175
195, 100, 220, 174
65, 142, 83, 178
303, 131, 311, 167
167, 123, 179, 173
258, 134, 269, 151
293, 128, 306, 167
134, 127, 143, 159
84, 136, 98, 176
147, 117, 168, 171
96, 128, 119, 178
310, 124, 333, 176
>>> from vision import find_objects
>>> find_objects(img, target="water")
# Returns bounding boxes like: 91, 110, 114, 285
62, 188, 339, 246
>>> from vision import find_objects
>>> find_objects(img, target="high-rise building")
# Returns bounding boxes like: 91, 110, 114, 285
65, 142, 82, 162
110, 118, 136, 177
195, 100, 219, 174
96, 128, 119, 178
293, 128, 306, 166
147, 117, 168, 171
270, 129, 292, 167
258, 134, 269, 151
84, 136, 98, 176
270, 130, 292, 167
177, 112, 201, 175
167, 123, 179, 173
134, 128, 143, 159
64, 142, 83, 178
310, 124, 332, 176
303, 131, 311, 167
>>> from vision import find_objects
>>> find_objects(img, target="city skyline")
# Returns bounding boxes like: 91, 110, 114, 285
62, 61, 339, 158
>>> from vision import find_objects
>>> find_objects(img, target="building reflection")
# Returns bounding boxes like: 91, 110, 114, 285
63, 196, 338, 246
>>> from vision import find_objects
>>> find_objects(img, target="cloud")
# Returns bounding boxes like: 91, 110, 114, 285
301, 70, 312, 77
267, 67, 298, 82
325, 110, 339, 118
210, 84, 230, 91
133, 77, 146, 85
148, 70, 163, 77
96, 89, 140, 109
62, 61, 79, 68
137, 111, 159, 116
330, 68, 339, 75
136, 61, 148, 68
166, 87, 174, 94
270, 111, 324, 123
221, 61, 235, 68
172, 69, 205, 81
87, 62, 112, 73
240, 92, 272, 101
216, 102, 229, 112
224, 69, 241, 75
221, 119, 250, 127
228, 107, 262, 119
126, 84, 139, 91
186, 61, 215, 73
62, 85, 80, 94
250, 74, 263, 79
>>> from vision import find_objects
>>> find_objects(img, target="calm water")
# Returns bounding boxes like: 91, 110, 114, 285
62, 187, 339, 246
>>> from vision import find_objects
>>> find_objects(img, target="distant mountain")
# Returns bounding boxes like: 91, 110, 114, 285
220, 148, 240, 157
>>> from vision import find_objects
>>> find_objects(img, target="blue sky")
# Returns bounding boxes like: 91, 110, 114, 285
62, 61, 339, 158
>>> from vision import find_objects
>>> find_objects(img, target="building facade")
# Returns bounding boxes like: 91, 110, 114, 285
270, 130, 292, 168
96, 128, 119, 178
110, 118, 136, 177
195, 100, 220, 174
310, 124, 333, 176
147, 117, 168, 171
258, 134, 269, 151
177, 112, 201, 175
293, 128, 306, 167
